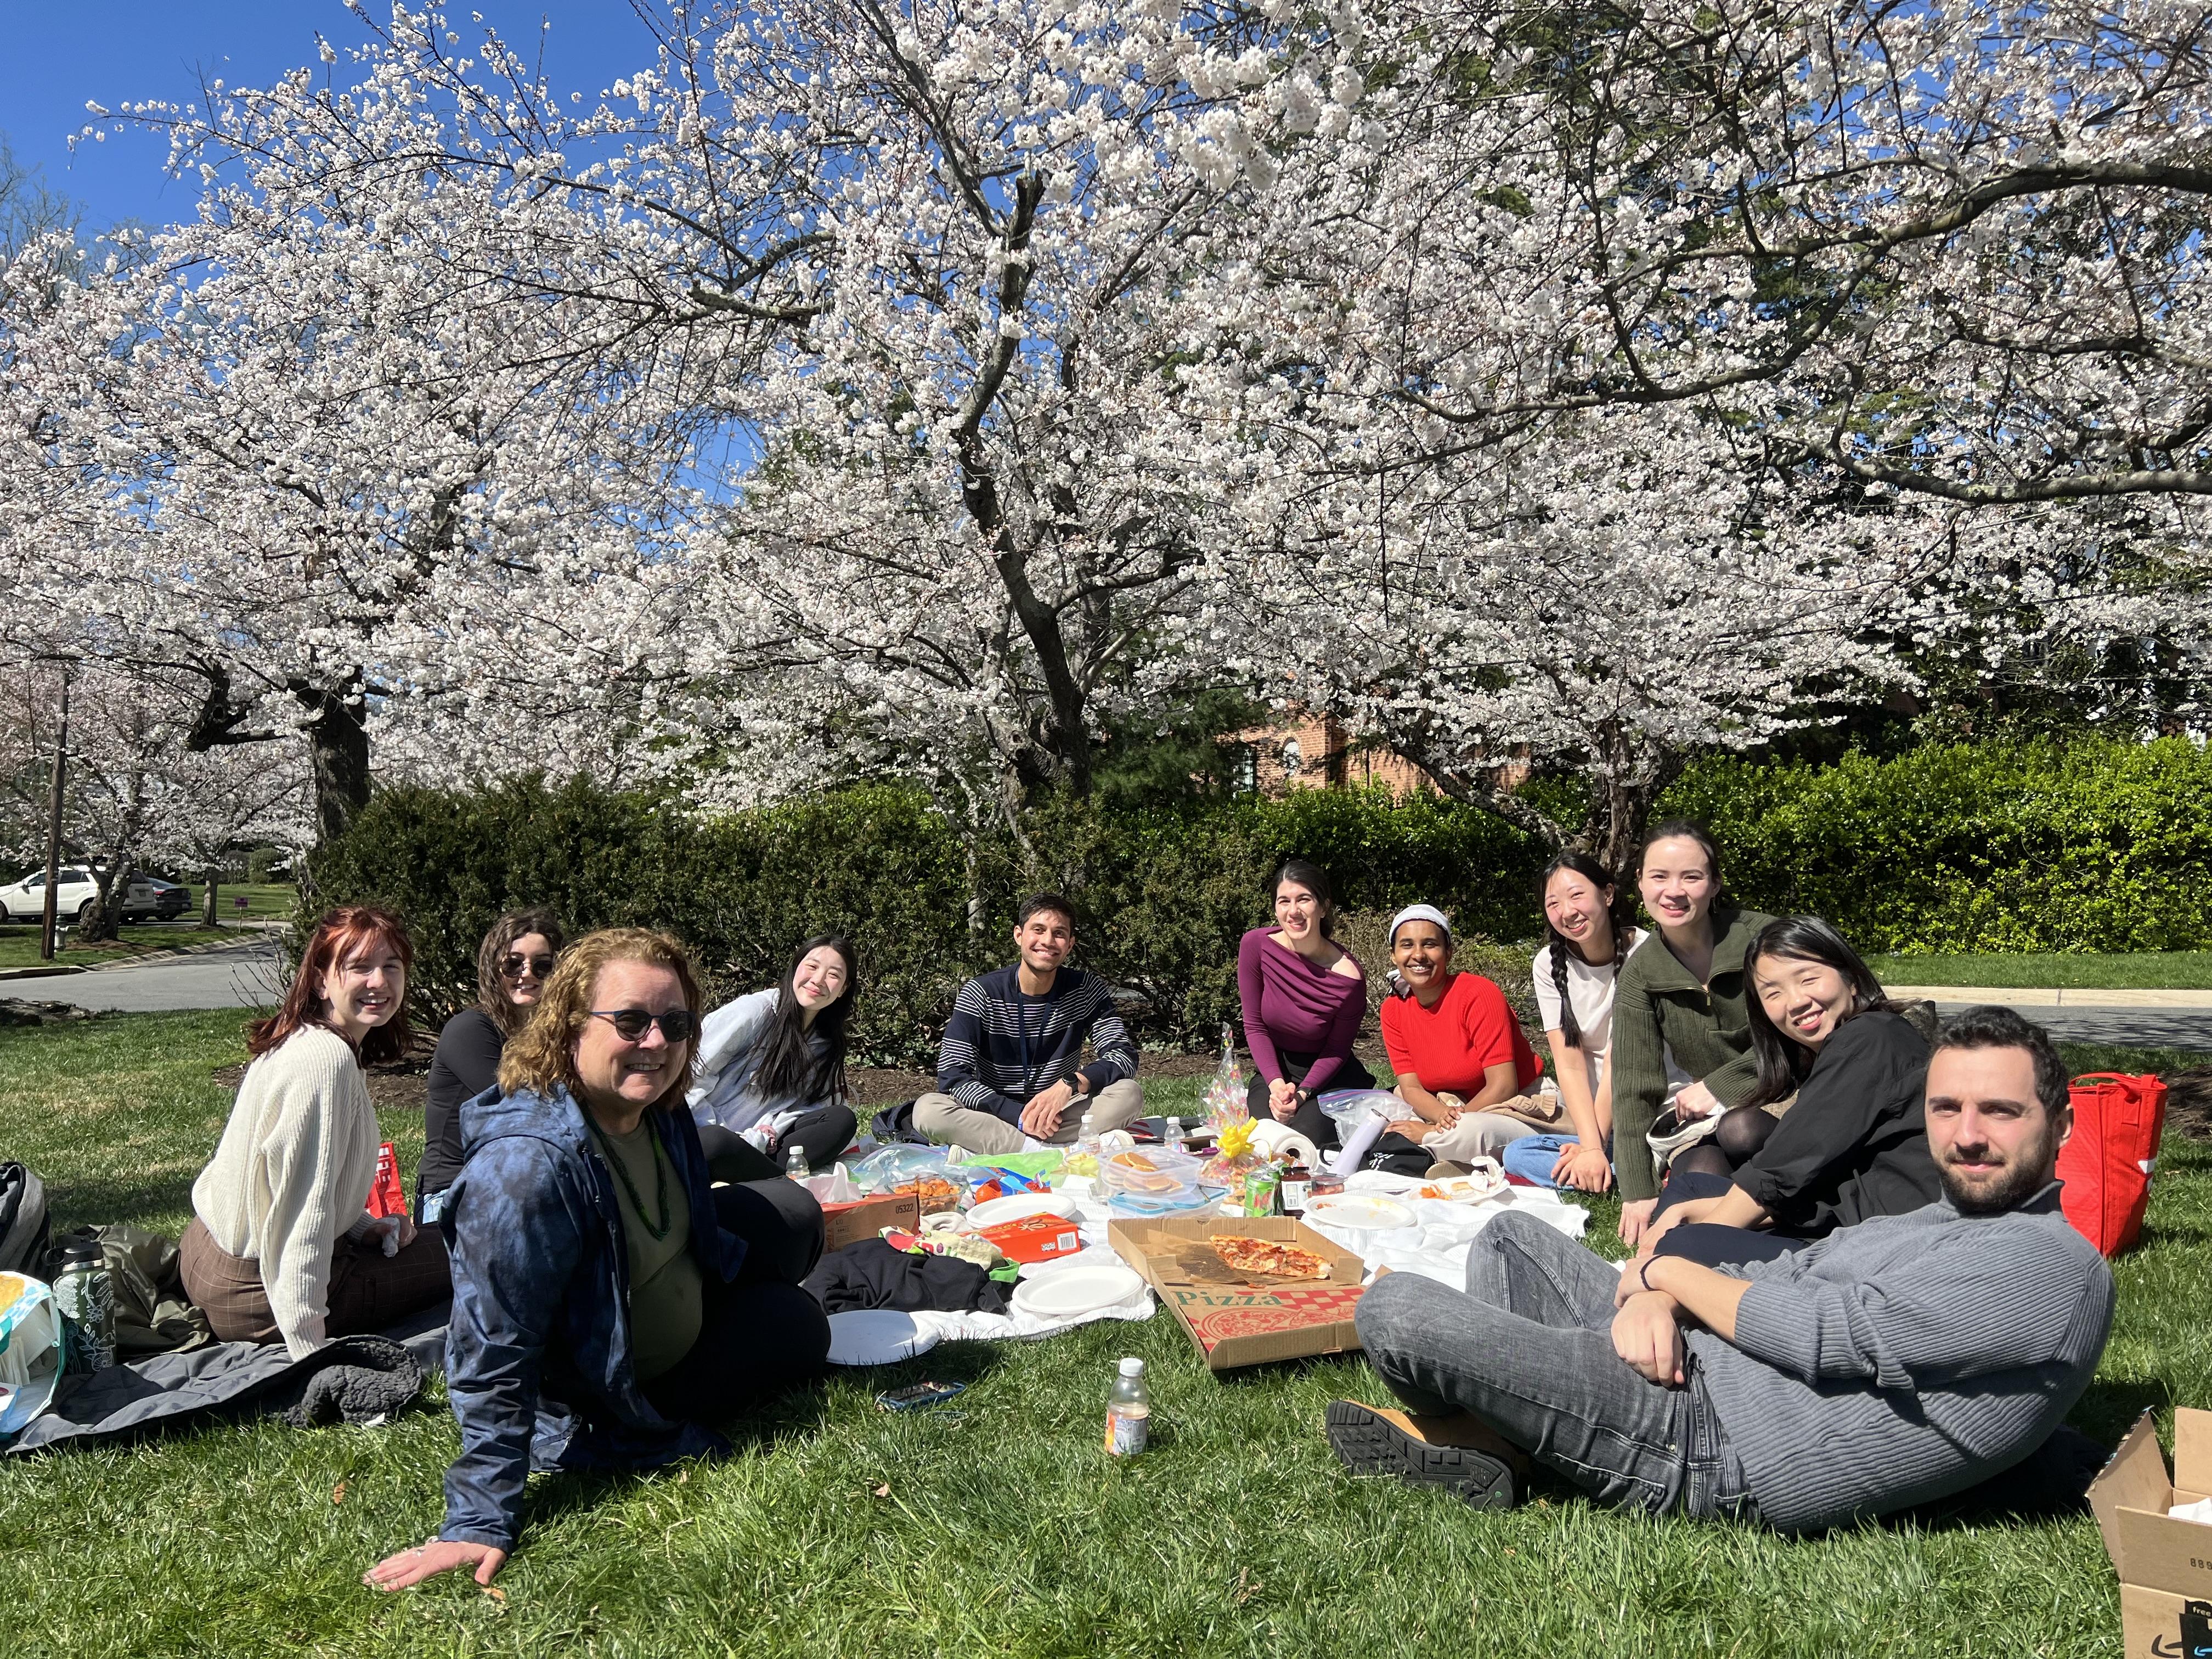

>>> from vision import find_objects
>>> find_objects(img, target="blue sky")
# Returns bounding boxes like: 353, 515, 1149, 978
0, 1, 661, 232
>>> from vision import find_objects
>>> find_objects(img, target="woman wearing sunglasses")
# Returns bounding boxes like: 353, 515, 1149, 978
689, 934, 861, 1179
416, 909, 566, 1223
369, 927, 831, 1593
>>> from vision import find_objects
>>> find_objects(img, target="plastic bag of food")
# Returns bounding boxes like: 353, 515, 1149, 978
845, 1145, 968, 1212
1200, 1023, 1249, 1127
1316, 1088, 1401, 1128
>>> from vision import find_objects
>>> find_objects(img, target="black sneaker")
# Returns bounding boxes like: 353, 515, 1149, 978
1324, 1400, 1517, 1510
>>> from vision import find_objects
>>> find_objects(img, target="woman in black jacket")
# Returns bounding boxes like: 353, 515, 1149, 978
416, 909, 565, 1222
1620, 916, 1942, 1277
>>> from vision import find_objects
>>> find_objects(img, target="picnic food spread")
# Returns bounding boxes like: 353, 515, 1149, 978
1209, 1233, 1331, 1280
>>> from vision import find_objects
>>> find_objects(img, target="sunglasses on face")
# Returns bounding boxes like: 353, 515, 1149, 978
499, 953, 556, 980
589, 1007, 697, 1044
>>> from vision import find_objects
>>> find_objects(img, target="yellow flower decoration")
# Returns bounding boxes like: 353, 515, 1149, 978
1215, 1118, 1256, 1161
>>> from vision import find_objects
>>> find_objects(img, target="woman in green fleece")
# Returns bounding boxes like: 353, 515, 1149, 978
1606, 821, 1776, 1245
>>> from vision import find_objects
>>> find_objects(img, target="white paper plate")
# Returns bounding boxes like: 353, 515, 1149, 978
825, 1310, 941, 1367
961, 1192, 1081, 1233
1305, 1193, 1419, 1232
1009, 1261, 1144, 1321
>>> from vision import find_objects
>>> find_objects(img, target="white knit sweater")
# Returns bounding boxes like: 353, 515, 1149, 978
191, 1025, 379, 1358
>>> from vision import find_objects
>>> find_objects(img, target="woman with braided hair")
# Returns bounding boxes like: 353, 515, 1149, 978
1498, 855, 1657, 1192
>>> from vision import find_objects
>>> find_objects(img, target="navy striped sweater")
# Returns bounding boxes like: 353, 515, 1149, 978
935, 964, 1139, 1124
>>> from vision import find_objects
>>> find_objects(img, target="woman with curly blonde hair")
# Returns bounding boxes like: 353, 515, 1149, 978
367, 928, 830, 1593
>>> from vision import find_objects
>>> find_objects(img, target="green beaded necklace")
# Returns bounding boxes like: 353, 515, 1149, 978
588, 1113, 674, 1243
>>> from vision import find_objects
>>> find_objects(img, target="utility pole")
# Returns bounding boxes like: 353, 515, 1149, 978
40, 668, 67, 961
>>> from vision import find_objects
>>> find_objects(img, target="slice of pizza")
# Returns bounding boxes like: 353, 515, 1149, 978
1210, 1233, 1330, 1280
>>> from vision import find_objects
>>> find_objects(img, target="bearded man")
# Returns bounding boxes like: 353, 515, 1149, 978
1332, 1005, 2115, 1531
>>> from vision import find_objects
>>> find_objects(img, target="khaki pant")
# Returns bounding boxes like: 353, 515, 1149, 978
1419, 1111, 1545, 1164
915, 1077, 1145, 1156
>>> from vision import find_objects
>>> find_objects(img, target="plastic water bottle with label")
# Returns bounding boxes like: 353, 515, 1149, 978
1105, 1356, 1150, 1457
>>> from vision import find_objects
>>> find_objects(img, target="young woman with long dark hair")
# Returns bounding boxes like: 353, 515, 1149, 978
1237, 857, 1374, 1149
689, 935, 861, 1178
1606, 821, 1778, 1245
1618, 915, 1943, 1277
180, 907, 451, 1355
418, 908, 566, 1221
1497, 853, 1653, 1192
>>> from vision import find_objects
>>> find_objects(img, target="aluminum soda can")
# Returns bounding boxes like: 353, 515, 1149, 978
50, 1238, 116, 1374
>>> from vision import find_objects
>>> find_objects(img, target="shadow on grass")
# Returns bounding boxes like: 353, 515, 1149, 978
42, 1172, 201, 1232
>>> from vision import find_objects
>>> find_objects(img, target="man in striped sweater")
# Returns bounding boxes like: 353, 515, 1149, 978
1334, 1005, 2115, 1531
915, 893, 1144, 1155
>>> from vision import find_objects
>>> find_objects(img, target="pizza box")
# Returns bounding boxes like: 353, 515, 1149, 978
1107, 1215, 1368, 1372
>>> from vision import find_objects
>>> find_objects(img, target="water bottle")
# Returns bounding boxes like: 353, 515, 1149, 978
1165, 1116, 1184, 1153
1104, 1356, 1150, 1457
50, 1238, 115, 1374
1075, 1111, 1099, 1159
786, 1142, 810, 1180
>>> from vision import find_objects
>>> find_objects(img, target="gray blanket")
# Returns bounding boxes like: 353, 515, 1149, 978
8, 1302, 448, 1454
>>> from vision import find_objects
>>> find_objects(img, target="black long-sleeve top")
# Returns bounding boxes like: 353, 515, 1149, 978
1731, 1007, 1944, 1236
419, 1008, 506, 1200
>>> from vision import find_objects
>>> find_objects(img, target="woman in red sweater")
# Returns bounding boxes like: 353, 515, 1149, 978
1377, 906, 1550, 1167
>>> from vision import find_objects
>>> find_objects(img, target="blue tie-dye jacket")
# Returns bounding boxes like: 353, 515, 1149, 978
436, 1081, 746, 1549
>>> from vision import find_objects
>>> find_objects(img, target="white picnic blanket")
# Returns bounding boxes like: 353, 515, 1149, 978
1299, 1171, 1589, 1289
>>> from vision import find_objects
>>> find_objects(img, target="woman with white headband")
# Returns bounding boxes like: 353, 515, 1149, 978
1375, 904, 1553, 1167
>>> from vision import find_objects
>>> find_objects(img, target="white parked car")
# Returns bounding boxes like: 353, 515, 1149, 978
0, 868, 174, 926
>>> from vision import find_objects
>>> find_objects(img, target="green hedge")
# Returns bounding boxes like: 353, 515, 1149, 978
305, 779, 1548, 1064
1661, 736, 2212, 953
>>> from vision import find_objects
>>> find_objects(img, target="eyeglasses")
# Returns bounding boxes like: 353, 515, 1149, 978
589, 1007, 697, 1044
499, 953, 556, 980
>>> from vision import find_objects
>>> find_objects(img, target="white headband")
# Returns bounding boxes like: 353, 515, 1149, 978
1389, 904, 1452, 945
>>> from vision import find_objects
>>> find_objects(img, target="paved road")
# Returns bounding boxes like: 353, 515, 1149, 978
1926, 1001, 2212, 1053
44, 939, 285, 1012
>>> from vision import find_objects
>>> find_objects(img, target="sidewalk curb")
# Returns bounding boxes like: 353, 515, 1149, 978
1889, 984, 2212, 1011
0, 964, 89, 981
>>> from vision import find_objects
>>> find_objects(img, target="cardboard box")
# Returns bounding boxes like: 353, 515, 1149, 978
977, 1211, 1085, 1265
2090, 1408, 2212, 1657
820, 1191, 921, 1253
1107, 1215, 1367, 1371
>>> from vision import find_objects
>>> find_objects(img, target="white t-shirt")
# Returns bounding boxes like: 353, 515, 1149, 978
1531, 927, 1649, 1097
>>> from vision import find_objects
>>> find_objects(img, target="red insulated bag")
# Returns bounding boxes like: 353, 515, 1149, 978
2056, 1073, 2167, 1257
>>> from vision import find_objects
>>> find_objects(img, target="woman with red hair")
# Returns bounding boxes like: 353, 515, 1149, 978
180, 907, 451, 1356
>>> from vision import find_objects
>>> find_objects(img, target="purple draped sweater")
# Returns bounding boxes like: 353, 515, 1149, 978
1237, 927, 1367, 1093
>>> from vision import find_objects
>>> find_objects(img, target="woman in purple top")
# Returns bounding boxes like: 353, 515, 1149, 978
1238, 859, 1376, 1150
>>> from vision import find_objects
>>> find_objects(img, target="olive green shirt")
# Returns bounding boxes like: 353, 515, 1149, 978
592, 1115, 704, 1381
1607, 909, 1776, 1201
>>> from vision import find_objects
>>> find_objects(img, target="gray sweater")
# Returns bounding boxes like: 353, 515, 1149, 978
1688, 1184, 2113, 1532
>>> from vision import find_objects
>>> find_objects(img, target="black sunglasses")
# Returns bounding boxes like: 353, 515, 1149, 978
589, 1007, 697, 1044
499, 953, 556, 980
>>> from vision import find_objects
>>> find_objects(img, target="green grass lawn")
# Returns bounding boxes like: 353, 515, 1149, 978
0, 923, 246, 972
1869, 950, 2212, 990
183, 882, 298, 922
3, 1017, 2203, 1656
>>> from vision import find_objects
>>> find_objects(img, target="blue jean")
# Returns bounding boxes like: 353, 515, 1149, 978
1354, 1211, 1757, 1520
1499, 1133, 1615, 1188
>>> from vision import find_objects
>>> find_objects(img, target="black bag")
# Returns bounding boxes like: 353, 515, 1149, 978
868, 1099, 931, 1145
0, 1162, 51, 1277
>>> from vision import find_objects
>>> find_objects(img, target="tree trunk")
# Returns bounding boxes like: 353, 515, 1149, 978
290, 678, 371, 847
202, 869, 221, 928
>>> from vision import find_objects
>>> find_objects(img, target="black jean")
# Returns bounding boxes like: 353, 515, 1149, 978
1245, 1050, 1378, 1152
695, 1105, 859, 1182
1650, 1170, 1808, 1269
641, 1180, 832, 1426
